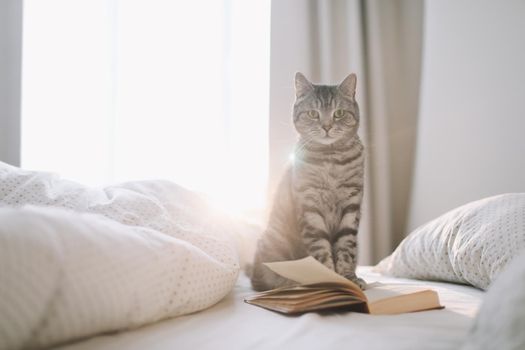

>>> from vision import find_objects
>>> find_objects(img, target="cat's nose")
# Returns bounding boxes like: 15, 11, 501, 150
322, 125, 332, 132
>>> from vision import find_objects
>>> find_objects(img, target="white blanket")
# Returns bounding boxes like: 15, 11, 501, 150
0, 162, 241, 350
57, 268, 484, 350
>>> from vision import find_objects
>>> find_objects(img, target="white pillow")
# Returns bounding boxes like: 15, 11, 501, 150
0, 206, 240, 350
0, 162, 242, 349
375, 193, 525, 290
462, 250, 525, 350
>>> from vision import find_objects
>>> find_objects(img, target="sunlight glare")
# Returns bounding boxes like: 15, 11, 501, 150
22, 0, 271, 215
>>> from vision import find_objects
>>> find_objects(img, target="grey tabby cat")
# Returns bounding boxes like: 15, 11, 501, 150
250, 72, 366, 291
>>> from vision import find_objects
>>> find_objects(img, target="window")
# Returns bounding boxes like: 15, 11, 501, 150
22, 0, 270, 214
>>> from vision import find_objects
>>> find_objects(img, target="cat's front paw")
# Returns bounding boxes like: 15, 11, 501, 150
322, 259, 335, 271
354, 277, 367, 290
345, 274, 367, 290
311, 254, 335, 271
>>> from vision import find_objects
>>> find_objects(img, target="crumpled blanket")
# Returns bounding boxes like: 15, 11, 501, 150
0, 161, 242, 350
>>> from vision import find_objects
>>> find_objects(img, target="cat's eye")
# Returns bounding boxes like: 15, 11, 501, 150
333, 109, 347, 119
307, 110, 320, 119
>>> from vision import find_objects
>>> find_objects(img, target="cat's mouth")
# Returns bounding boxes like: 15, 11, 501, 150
323, 132, 338, 140
316, 134, 337, 144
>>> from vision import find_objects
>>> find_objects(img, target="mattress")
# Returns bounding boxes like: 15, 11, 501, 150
57, 267, 483, 350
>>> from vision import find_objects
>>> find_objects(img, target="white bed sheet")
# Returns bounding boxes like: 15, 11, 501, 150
57, 267, 483, 350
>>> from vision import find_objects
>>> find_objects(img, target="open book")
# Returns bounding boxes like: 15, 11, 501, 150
244, 256, 443, 315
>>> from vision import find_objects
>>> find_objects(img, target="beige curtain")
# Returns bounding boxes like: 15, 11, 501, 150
360, 0, 424, 263
269, 0, 423, 264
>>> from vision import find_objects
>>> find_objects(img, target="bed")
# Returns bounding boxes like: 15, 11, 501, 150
56, 268, 483, 350
2, 161, 525, 350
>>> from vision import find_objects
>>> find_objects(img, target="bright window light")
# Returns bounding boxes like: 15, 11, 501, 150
22, 0, 270, 215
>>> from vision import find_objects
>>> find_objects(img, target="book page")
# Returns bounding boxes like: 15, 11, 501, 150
263, 256, 359, 289
364, 283, 430, 303
363, 283, 442, 315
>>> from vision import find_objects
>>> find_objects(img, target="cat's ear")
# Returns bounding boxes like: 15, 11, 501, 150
338, 73, 357, 99
295, 72, 314, 98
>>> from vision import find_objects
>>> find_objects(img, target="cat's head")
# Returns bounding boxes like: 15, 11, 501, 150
292, 73, 360, 145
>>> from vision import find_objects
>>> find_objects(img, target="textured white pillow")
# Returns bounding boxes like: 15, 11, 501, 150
462, 250, 525, 350
0, 206, 239, 350
0, 162, 242, 349
375, 193, 525, 290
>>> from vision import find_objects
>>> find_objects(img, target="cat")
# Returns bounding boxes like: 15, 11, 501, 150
249, 72, 366, 291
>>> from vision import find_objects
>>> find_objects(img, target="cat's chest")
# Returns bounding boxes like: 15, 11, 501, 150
296, 161, 344, 183
292, 151, 363, 194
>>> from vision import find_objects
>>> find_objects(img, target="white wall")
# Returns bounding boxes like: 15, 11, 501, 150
0, 0, 22, 166
408, 0, 525, 230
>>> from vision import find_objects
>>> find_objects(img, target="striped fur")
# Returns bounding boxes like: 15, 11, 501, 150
250, 73, 366, 291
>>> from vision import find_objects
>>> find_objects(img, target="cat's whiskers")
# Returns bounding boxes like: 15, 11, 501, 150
294, 137, 315, 158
